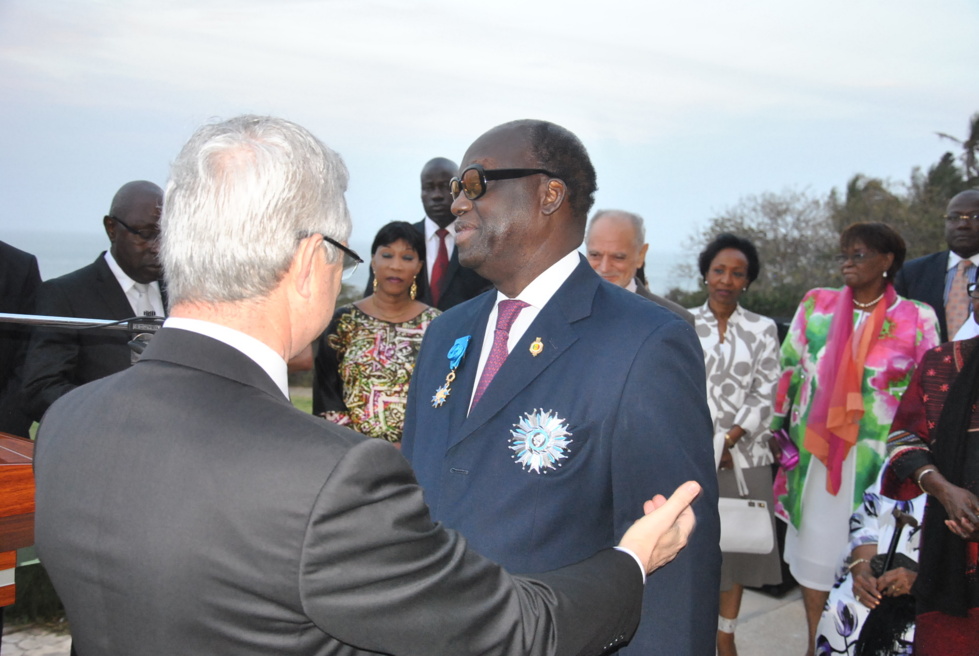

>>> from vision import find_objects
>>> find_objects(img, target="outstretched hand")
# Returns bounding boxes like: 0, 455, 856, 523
618, 481, 701, 574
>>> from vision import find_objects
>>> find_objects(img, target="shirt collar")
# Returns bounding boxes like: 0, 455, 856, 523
626, 277, 638, 293
104, 251, 140, 293
494, 250, 580, 310
161, 317, 290, 399
424, 216, 457, 241
947, 251, 979, 271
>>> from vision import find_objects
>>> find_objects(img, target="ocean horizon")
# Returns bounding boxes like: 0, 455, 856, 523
4, 229, 696, 297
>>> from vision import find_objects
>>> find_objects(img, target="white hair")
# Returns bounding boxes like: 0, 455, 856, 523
161, 115, 351, 304
586, 209, 645, 248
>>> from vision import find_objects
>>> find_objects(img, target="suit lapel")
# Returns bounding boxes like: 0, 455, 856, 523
451, 259, 598, 448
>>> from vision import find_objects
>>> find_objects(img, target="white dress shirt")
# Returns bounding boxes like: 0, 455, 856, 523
424, 217, 457, 282
162, 317, 290, 400
469, 250, 580, 408
104, 252, 165, 317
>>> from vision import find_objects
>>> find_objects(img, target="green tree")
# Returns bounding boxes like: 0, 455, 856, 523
937, 111, 979, 186
669, 189, 838, 320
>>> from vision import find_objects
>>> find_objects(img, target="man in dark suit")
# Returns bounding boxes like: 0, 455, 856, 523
585, 208, 695, 324
33, 114, 702, 656
0, 241, 41, 437
402, 120, 720, 655
22, 180, 165, 421
895, 189, 979, 341
364, 157, 490, 309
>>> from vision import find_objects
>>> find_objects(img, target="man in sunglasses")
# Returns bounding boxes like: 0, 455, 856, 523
402, 119, 720, 655
33, 115, 704, 656
22, 179, 166, 422
362, 157, 491, 310
895, 189, 979, 341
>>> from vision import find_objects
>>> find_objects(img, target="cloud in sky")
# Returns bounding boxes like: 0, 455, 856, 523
1, 0, 976, 283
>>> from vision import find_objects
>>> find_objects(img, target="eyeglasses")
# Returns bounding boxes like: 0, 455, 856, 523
449, 164, 558, 201
834, 251, 877, 264
944, 212, 979, 222
321, 235, 363, 280
969, 282, 979, 299
109, 216, 160, 242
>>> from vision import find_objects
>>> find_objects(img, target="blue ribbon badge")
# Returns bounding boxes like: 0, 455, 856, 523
432, 335, 471, 408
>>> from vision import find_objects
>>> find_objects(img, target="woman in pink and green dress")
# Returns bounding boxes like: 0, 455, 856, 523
771, 222, 940, 656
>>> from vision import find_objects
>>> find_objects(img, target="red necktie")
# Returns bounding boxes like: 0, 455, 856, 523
471, 300, 529, 408
430, 229, 449, 307
946, 260, 973, 338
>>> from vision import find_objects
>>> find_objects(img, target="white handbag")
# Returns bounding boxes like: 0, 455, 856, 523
718, 458, 775, 554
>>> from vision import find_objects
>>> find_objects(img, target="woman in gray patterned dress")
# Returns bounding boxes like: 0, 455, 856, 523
689, 233, 782, 656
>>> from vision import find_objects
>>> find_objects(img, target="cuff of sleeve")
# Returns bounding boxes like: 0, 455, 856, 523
613, 546, 646, 584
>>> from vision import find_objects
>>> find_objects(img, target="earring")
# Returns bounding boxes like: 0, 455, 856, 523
372, 276, 378, 293
410, 277, 418, 300
883, 271, 888, 279
703, 279, 708, 286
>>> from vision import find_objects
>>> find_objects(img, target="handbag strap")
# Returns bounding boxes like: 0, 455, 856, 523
731, 455, 750, 497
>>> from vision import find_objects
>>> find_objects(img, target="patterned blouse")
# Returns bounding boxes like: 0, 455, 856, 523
692, 303, 781, 468
771, 287, 940, 528
313, 305, 441, 443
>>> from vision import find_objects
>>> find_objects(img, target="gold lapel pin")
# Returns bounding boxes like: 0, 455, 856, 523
529, 337, 544, 357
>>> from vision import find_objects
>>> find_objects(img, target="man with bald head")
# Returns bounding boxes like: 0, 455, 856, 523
363, 157, 490, 309
23, 180, 166, 421
896, 189, 979, 341
403, 119, 719, 655
586, 209, 694, 324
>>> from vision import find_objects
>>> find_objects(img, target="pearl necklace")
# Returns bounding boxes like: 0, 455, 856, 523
853, 292, 886, 309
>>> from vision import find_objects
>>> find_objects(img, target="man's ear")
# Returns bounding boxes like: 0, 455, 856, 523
292, 235, 321, 299
540, 179, 567, 216
103, 215, 118, 243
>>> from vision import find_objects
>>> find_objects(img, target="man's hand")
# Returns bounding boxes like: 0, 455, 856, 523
618, 481, 701, 574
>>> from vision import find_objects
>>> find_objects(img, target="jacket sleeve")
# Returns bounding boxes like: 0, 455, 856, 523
732, 319, 780, 440
299, 439, 644, 656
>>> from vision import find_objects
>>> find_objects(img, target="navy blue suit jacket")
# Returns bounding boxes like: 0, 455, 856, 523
894, 251, 949, 341
403, 257, 720, 656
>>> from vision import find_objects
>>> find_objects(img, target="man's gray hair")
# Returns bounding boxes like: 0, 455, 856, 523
161, 115, 351, 305
586, 209, 645, 247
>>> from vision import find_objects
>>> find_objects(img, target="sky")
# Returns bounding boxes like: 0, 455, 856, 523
1, 0, 977, 285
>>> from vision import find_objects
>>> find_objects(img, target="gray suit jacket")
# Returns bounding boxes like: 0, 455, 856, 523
34, 327, 644, 656
634, 279, 695, 325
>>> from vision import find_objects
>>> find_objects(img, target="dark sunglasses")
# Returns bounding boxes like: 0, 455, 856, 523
449, 164, 557, 201
109, 215, 161, 242
321, 235, 364, 281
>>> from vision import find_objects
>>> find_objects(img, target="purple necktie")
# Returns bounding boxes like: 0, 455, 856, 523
471, 299, 529, 408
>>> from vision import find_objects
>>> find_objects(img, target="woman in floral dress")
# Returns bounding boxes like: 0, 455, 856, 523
771, 222, 940, 656
314, 222, 440, 445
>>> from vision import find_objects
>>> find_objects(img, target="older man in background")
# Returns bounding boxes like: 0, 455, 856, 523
585, 209, 694, 324
33, 114, 701, 656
